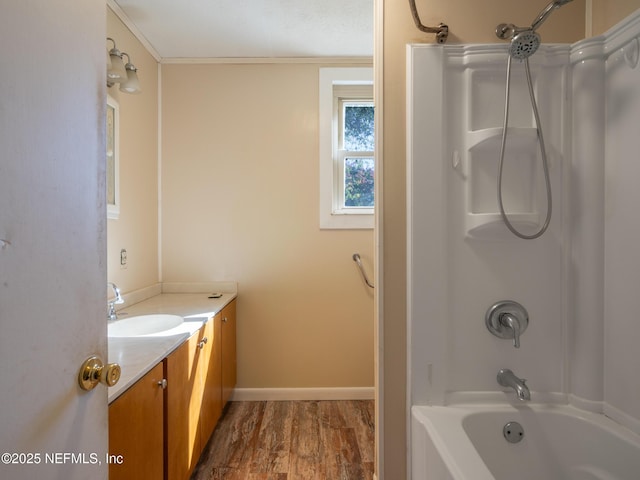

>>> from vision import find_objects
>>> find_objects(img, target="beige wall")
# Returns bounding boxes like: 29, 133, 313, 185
592, 0, 640, 35
107, 7, 374, 391
161, 63, 375, 389
107, 8, 159, 293
380, 0, 588, 477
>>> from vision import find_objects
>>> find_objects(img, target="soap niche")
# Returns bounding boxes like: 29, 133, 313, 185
465, 128, 544, 238
468, 68, 537, 132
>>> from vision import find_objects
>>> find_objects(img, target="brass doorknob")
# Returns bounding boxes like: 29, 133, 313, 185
78, 356, 121, 391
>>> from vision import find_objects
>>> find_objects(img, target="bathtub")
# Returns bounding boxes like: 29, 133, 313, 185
411, 403, 640, 480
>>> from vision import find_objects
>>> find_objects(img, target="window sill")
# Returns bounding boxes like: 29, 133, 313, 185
319, 212, 374, 230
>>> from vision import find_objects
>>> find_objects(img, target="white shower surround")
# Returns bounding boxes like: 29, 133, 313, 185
407, 4, 640, 446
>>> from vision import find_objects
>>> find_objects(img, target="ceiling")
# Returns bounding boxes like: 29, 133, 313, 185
111, 0, 374, 59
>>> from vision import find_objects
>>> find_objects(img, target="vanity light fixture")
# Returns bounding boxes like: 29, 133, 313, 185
119, 53, 141, 94
107, 38, 127, 82
107, 37, 141, 94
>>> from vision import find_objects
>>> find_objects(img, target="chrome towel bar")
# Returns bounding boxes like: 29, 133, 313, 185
352, 253, 374, 289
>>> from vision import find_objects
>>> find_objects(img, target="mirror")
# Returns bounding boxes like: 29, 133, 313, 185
107, 94, 120, 220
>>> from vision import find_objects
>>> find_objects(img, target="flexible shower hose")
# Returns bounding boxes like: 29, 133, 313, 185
498, 55, 553, 239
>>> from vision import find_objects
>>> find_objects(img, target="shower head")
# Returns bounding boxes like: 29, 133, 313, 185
509, 30, 541, 59
495, 0, 573, 59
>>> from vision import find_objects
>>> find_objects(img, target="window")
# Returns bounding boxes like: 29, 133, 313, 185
319, 68, 374, 229
340, 99, 375, 209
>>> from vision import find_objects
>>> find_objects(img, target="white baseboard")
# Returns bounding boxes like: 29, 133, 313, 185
231, 387, 375, 401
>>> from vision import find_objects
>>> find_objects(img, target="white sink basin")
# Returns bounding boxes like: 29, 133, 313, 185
108, 314, 184, 337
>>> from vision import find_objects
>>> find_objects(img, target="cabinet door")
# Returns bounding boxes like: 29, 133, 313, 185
200, 314, 222, 446
165, 326, 206, 480
109, 362, 164, 480
221, 299, 237, 407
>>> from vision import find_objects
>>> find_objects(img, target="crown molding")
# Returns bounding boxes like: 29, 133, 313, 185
160, 56, 373, 65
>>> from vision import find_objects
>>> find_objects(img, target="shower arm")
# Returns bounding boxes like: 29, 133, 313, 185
408, 0, 449, 44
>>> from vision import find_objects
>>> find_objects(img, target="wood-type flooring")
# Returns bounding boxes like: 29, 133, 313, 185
191, 400, 375, 480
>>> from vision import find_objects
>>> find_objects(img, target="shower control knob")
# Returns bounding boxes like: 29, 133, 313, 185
485, 301, 529, 348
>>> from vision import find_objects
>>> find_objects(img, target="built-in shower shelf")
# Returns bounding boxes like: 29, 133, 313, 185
464, 126, 542, 239
467, 213, 540, 239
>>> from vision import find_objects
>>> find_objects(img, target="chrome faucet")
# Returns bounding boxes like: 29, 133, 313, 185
500, 313, 523, 348
107, 282, 124, 321
485, 301, 529, 348
497, 368, 531, 401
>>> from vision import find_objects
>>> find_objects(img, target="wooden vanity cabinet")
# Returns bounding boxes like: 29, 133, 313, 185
221, 299, 237, 407
108, 362, 165, 480
165, 315, 223, 480
110, 298, 237, 480
201, 312, 223, 442
165, 324, 205, 480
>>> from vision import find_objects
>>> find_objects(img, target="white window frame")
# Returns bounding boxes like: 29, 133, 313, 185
319, 67, 374, 229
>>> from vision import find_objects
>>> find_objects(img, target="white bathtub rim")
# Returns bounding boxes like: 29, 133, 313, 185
567, 394, 640, 438
421, 390, 640, 437
411, 406, 495, 480
604, 402, 640, 438
412, 401, 640, 451
568, 393, 605, 414
412, 402, 640, 480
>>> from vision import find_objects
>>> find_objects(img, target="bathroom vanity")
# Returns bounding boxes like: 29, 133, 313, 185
106, 292, 237, 480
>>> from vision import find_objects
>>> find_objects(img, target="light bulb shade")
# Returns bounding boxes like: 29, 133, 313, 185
119, 66, 141, 94
107, 52, 127, 82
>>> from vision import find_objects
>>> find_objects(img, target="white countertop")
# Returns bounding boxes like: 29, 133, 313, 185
107, 292, 236, 403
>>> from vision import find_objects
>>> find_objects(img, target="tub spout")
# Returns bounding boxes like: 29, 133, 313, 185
497, 368, 531, 401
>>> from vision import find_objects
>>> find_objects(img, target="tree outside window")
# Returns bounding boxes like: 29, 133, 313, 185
341, 102, 374, 209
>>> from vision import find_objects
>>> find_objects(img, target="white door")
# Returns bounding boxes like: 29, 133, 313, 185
0, 2, 108, 479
